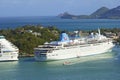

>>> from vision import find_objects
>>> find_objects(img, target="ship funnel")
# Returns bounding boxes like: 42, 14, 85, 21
59, 32, 70, 42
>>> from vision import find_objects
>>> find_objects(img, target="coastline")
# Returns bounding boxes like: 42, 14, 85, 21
18, 54, 34, 58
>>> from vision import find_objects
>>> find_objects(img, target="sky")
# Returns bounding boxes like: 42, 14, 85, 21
0, 0, 120, 17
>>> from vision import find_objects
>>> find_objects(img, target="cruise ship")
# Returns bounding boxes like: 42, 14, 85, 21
0, 36, 19, 61
34, 29, 115, 61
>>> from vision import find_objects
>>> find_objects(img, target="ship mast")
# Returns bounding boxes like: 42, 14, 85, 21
98, 28, 101, 35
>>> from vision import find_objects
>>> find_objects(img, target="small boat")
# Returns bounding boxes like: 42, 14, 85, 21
63, 61, 71, 65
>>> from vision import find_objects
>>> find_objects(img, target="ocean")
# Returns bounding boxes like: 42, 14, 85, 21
0, 47, 120, 80
0, 16, 120, 31
0, 17, 120, 80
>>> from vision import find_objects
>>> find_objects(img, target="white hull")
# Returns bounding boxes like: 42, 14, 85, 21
0, 36, 19, 61
0, 52, 18, 61
34, 42, 114, 61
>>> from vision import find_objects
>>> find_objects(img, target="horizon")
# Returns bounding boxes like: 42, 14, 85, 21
0, 0, 120, 17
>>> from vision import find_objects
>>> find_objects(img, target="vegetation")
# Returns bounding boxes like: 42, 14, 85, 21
90, 7, 109, 18
0, 25, 60, 57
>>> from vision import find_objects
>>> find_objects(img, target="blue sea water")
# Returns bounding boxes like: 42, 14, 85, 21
0, 47, 120, 80
0, 16, 120, 31
0, 17, 120, 80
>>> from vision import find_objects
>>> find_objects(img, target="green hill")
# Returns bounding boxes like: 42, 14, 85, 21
60, 6, 120, 19
90, 7, 109, 18
100, 6, 120, 19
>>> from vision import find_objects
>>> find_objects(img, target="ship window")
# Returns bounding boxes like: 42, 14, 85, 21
40, 54, 46, 57
0, 45, 5, 48
3, 51, 12, 53
39, 50, 48, 53
0, 54, 2, 57
52, 55, 54, 56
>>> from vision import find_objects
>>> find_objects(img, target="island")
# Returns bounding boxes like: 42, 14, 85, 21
59, 6, 120, 19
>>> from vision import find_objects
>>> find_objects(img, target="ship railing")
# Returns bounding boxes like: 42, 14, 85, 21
34, 48, 54, 50
38, 44, 63, 49
34, 48, 55, 53
87, 38, 111, 44
63, 38, 111, 47
35, 46, 63, 51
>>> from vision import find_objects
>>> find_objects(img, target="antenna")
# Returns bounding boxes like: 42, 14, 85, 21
74, 31, 78, 37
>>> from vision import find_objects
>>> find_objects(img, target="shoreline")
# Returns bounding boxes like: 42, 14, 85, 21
18, 54, 34, 58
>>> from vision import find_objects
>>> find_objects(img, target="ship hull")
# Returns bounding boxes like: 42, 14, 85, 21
0, 52, 18, 61
34, 42, 114, 61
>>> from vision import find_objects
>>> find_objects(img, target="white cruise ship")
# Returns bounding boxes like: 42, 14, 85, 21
34, 29, 115, 61
0, 36, 19, 61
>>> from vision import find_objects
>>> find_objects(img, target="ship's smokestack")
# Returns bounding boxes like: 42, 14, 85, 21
59, 32, 70, 42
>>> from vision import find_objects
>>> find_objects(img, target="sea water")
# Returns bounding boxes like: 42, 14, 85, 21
0, 16, 120, 31
0, 46, 120, 80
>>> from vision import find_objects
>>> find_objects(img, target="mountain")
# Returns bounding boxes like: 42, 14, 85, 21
59, 12, 77, 19
59, 6, 120, 19
90, 7, 109, 18
59, 12, 91, 19
100, 6, 120, 19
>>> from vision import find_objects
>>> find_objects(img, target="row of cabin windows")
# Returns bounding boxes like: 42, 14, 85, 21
48, 54, 58, 57
38, 54, 58, 57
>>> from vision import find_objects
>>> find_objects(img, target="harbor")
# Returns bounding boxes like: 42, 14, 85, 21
0, 0, 120, 80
